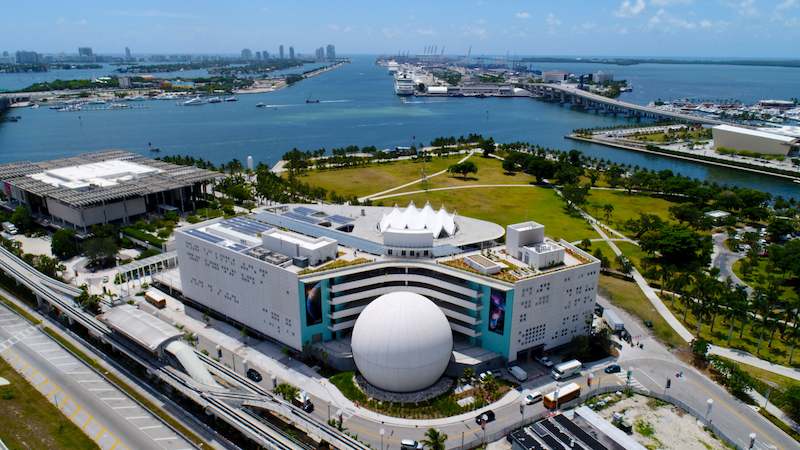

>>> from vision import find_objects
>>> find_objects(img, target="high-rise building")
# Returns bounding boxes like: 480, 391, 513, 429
125, 47, 131, 60
279, 45, 284, 59
3, 51, 8, 57
15, 50, 40, 63
241, 49, 252, 60
289, 46, 294, 60
263, 51, 269, 60
326, 44, 335, 60
315, 47, 324, 60
255, 51, 262, 61
78, 47, 93, 56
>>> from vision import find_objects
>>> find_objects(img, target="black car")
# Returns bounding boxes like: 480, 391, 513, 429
475, 410, 496, 425
247, 368, 262, 382
605, 365, 621, 374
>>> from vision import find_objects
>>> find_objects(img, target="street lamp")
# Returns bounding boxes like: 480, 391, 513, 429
379, 428, 385, 450
588, 373, 595, 407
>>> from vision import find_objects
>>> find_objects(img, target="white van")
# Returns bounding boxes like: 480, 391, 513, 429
507, 365, 527, 381
551, 359, 582, 380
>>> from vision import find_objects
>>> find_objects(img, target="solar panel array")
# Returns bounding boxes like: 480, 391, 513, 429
432, 244, 463, 257
185, 228, 224, 245
222, 217, 272, 236
228, 243, 249, 252
327, 214, 353, 224
293, 206, 318, 216
283, 212, 321, 224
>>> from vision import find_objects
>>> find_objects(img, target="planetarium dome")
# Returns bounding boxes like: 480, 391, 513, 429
351, 292, 453, 393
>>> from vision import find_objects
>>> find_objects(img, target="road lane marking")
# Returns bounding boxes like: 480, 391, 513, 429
112, 406, 137, 410
70, 407, 81, 419
692, 381, 783, 450
153, 437, 178, 441
94, 427, 106, 441
139, 425, 163, 430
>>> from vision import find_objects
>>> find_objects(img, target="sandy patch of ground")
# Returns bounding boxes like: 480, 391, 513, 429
598, 394, 728, 450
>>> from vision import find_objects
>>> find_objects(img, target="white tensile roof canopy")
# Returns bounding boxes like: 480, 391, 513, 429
378, 201, 457, 239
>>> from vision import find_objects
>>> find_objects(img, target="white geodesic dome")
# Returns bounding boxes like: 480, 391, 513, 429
351, 292, 453, 392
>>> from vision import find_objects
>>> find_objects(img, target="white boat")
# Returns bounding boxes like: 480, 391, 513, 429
394, 72, 415, 96
256, 103, 267, 108
107, 104, 130, 110
30, 104, 39, 109
387, 61, 399, 75
178, 97, 206, 106
207, 97, 222, 103
87, 98, 106, 104
127, 95, 147, 101
57, 104, 82, 112
225, 96, 238, 102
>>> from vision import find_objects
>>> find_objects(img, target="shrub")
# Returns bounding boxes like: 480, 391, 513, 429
186, 215, 201, 224
157, 229, 172, 238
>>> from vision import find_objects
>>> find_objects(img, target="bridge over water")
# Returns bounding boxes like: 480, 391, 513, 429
523, 83, 725, 126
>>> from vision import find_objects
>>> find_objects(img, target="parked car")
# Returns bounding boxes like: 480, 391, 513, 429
525, 391, 543, 405
536, 356, 554, 368
400, 440, 424, 450
479, 370, 502, 383
476, 410, 496, 425
246, 368, 262, 382
605, 364, 621, 374
102, 276, 109, 283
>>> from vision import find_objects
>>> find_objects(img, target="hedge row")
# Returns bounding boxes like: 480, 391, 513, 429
122, 227, 166, 247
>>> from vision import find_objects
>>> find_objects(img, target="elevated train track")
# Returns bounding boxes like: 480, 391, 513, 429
0, 246, 368, 450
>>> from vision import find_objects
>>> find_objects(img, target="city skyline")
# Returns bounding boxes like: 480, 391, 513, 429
3, 0, 800, 58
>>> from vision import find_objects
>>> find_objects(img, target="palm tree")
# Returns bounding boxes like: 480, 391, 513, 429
420, 428, 448, 450
603, 204, 614, 221
751, 287, 779, 354
671, 271, 694, 309
781, 297, 800, 339
658, 264, 675, 296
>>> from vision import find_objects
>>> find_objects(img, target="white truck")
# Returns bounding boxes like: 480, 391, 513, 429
603, 309, 624, 333
507, 365, 527, 381
2, 222, 18, 235
551, 359, 582, 380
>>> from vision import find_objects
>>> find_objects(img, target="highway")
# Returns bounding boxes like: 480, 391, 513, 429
524, 82, 726, 126
0, 302, 195, 450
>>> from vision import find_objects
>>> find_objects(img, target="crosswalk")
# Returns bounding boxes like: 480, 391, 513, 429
612, 372, 649, 394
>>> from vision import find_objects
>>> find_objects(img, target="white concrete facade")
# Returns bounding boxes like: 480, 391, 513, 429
712, 124, 798, 156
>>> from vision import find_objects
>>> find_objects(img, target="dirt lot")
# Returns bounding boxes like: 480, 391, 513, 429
598, 394, 729, 449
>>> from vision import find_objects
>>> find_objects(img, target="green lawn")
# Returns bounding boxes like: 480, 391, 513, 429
632, 131, 707, 143
585, 190, 678, 234
615, 242, 655, 271
0, 359, 99, 450
586, 241, 616, 261
290, 154, 467, 199
660, 294, 800, 367
375, 186, 599, 242
425, 155, 537, 189
598, 275, 687, 349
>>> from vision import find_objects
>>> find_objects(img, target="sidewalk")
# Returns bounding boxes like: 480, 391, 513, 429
708, 346, 800, 382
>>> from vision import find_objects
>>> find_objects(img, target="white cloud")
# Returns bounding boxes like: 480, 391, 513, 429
460, 25, 488, 38
619, 27, 629, 33
646, 9, 698, 32
516, 12, 531, 19
109, 10, 198, 19
382, 27, 401, 39
700, 19, 729, 29
344, 26, 354, 32
547, 13, 562, 26
582, 22, 597, 29
614, 0, 646, 17
700, 19, 713, 27
476, 19, 487, 24
328, 24, 339, 30
776, 0, 798, 9
418, 27, 438, 36
74, 19, 87, 26
650, 0, 693, 6
56, 17, 67, 24
721, 0, 761, 18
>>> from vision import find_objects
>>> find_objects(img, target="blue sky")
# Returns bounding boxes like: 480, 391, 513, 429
5, 0, 800, 58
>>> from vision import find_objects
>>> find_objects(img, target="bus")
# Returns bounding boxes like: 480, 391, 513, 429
543, 382, 581, 409
144, 289, 167, 308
